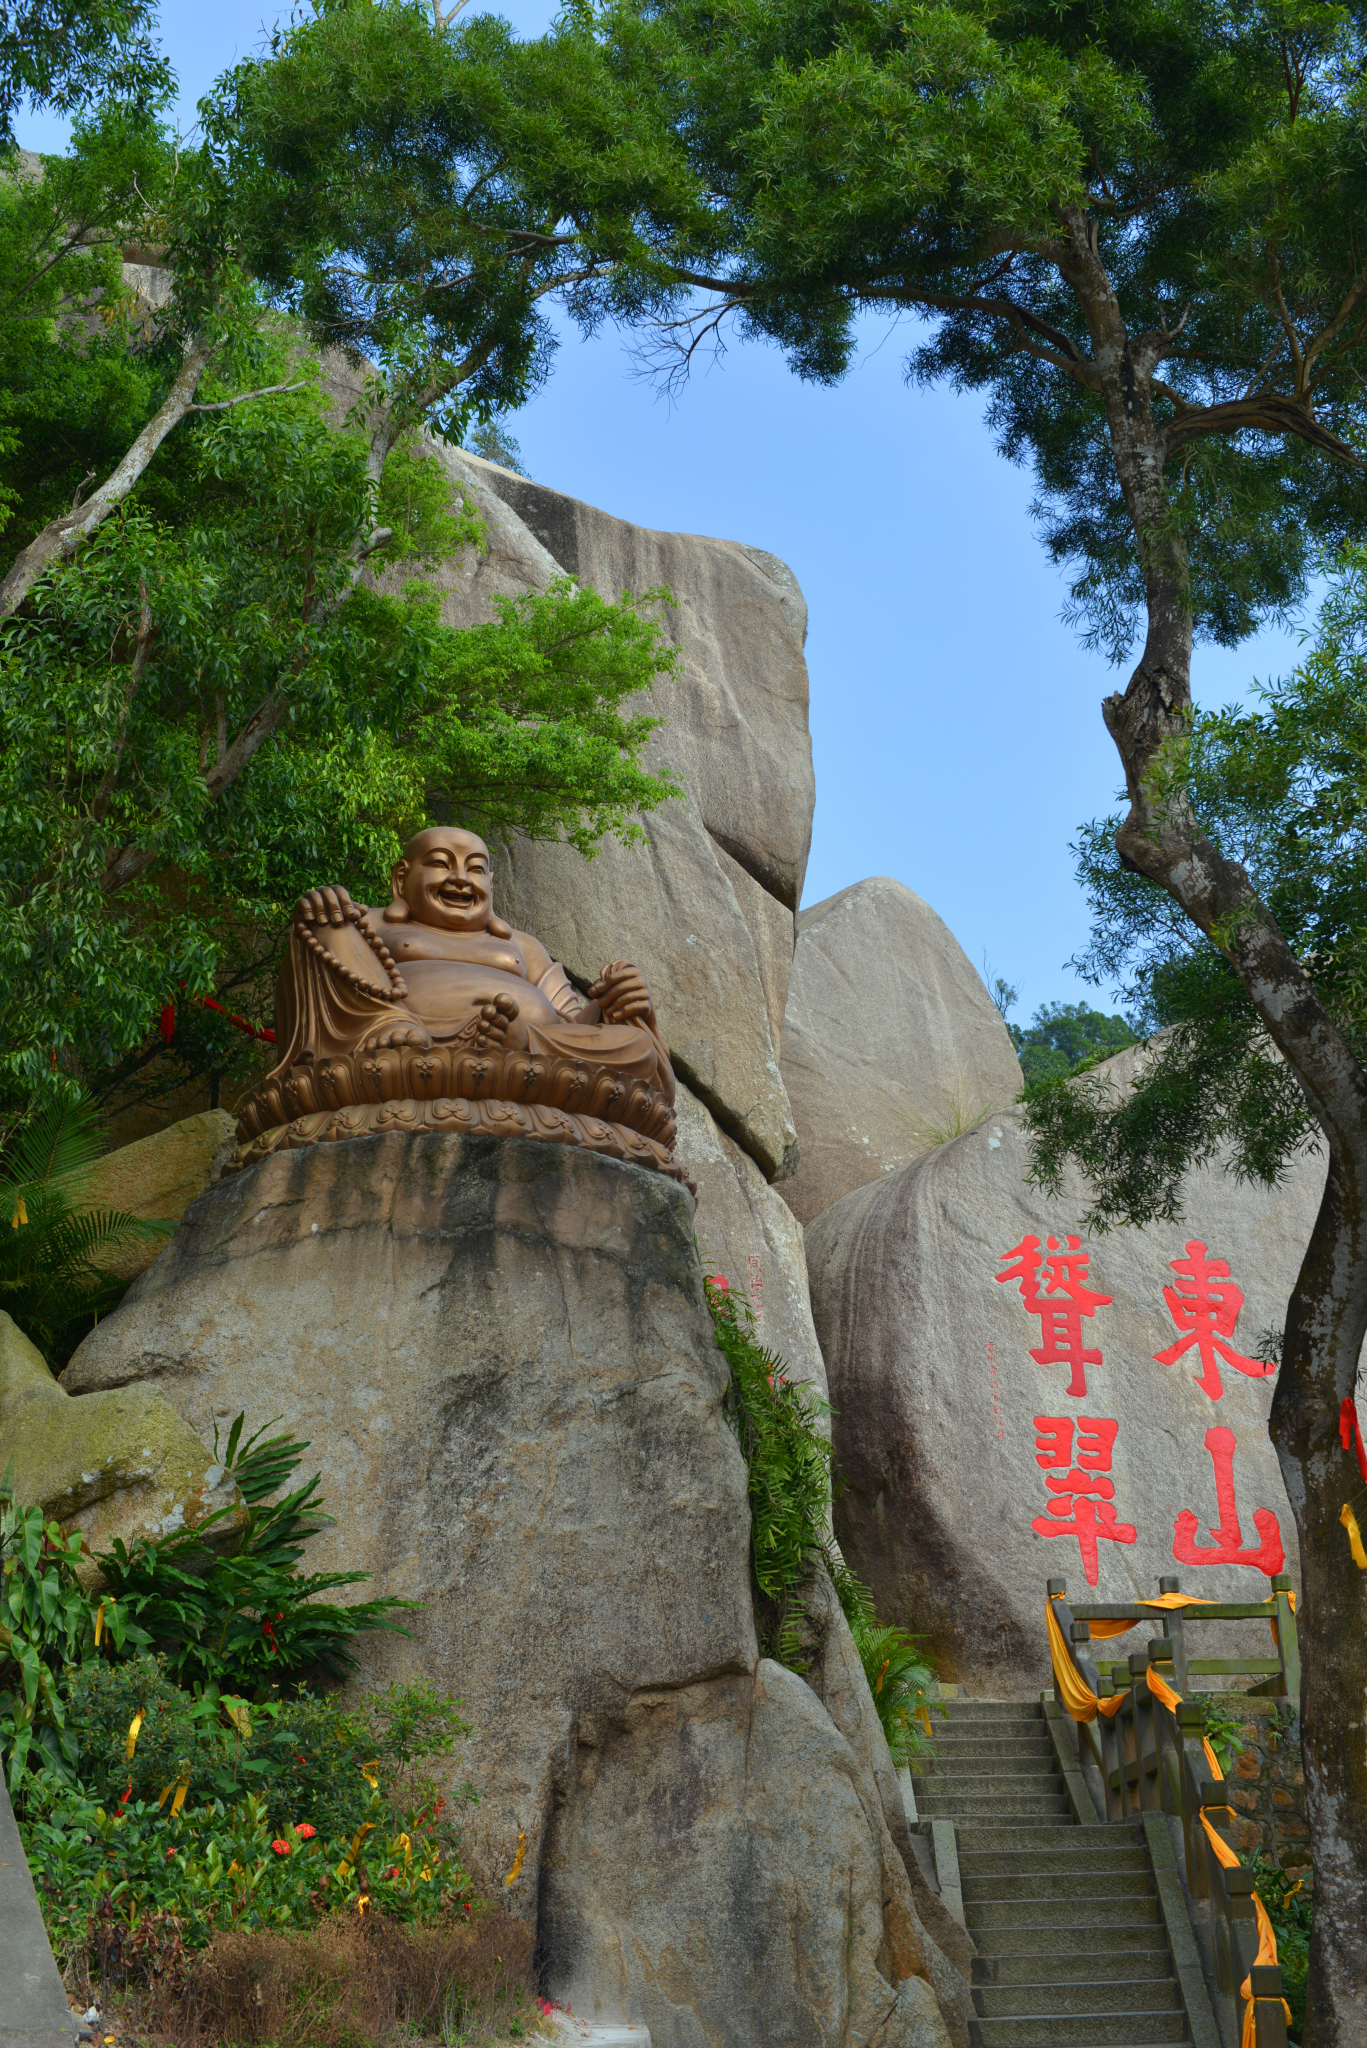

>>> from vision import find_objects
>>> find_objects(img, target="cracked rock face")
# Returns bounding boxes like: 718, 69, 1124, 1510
63, 1134, 955, 2048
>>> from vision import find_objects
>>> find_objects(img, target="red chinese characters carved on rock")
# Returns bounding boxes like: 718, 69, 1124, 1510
1031, 1415, 1137, 1587
997, 1235, 1113, 1398
1153, 1241, 1278, 1401
1173, 1425, 1285, 1575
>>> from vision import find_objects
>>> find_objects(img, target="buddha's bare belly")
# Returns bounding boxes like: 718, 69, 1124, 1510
401, 958, 563, 1033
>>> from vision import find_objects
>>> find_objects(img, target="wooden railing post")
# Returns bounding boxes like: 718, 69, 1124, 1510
1128, 1651, 1154, 1811
1174, 1703, 1208, 1878
1270, 1573, 1300, 1712
1158, 1573, 1192, 1692
1147, 1636, 1182, 1812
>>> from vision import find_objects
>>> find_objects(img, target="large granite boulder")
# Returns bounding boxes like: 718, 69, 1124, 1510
82, 1109, 237, 1280
64, 1134, 958, 2048
672, 1083, 827, 1403
805, 1057, 1310, 1694
0, 1313, 243, 1569
354, 426, 810, 1181
779, 880, 1023, 1225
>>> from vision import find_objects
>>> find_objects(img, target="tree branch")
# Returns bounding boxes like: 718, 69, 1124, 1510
1162, 392, 1360, 463
188, 380, 307, 414
0, 337, 215, 618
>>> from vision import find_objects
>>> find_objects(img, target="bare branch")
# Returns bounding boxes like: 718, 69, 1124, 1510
188, 380, 307, 414
1162, 391, 1360, 463
0, 337, 215, 618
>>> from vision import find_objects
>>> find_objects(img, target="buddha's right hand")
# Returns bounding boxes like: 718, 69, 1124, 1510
294, 885, 359, 927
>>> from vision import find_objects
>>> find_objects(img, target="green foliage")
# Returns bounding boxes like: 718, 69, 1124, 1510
581, 0, 1367, 654
705, 1275, 868, 1666
1191, 1691, 1251, 1776
96, 1417, 417, 1694
0, 363, 679, 1120
0, 1095, 170, 1362
1009, 1002, 1138, 1087
847, 1617, 944, 1766
0, 1474, 148, 1790
21, 1691, 476, 1977
1251, 1850, 1313, 2040
204, 0, 713, 444
466, 418, 529, 477
0, 0, 170, 144
1023, 551, 1367, 1229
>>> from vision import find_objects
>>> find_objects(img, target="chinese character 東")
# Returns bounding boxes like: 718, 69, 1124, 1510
1153, 1241, 1278, 1402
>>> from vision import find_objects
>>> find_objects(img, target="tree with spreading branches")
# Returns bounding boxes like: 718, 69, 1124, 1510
566, 0, 1367, 2026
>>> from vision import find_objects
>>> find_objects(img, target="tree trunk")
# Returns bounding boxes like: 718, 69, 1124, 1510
1064, 207, 1367, 2045
0, 339, 214, 617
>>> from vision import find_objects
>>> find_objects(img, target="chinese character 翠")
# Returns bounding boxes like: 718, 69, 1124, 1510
1031, 1414, 1137, 1586
1154, 1241, 1278, 1401
997, 1234, 1113, 1398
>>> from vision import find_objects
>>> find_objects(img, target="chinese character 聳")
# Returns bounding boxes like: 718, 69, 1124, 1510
1153, 1241, 1278, 1402
997, 1234, 1113, 1398
1031, 1414, 1137, 1586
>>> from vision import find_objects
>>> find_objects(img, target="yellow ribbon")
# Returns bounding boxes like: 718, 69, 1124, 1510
157, 1770, 191, 1816
1045, 1598, 1126, 1721
1341, 1503, 1367, 1569
125, 1711, 145, 1761
504, 1829, 527, 1887
336, 1821, 375, 1879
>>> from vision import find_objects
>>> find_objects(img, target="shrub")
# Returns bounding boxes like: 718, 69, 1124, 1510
848, 1619, 945, 1766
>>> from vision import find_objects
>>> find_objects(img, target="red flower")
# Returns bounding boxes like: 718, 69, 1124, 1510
293, 1823, 316, 1839
271, 1839, 291, 1856
165, 1847, 177, 1860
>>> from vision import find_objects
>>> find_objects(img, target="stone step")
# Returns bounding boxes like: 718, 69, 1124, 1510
922, 1734, 1055, 1756
963, 1870, 1156, 1905
974, 1952, 1174, 1987
974, 1980, 1182, 2019
971, 1923, 1168, 1958
960, 1845, 1152, 1876
915, 1755, 1059, 1779
966, 1896, 1163, 1931
916, 1769, 1063, 1793
918, 1793, 1072, 1819
958, 1825, 1144, 1854
969, 2012, 1187, 2048
940, 1703, 1045, 1724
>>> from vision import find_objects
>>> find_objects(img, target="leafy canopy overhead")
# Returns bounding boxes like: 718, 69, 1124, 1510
1023, 547, 1367, 1231
1009, 1001, 1137, 1086
603, 0, 1367, 653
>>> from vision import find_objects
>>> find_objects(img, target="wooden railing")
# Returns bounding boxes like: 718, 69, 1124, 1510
1045, 1572, 1297, 2048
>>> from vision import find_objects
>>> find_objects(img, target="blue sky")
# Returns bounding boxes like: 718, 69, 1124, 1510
19, 0, 1312, 1026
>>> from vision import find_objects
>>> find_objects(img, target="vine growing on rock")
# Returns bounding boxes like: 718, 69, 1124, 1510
704, 1273, 940, 1764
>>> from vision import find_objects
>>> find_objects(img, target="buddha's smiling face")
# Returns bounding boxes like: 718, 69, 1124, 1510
394, 829, 493, 932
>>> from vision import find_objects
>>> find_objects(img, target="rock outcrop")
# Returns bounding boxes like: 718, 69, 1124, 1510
64, 1135, 959, 2048
780, 880, 1023, 1226
0, 1313, 243, 1567
805, 1059, 1309, 1693
82, 1110, 237, 1280
672, 1083, 828, 1402
354, 423, 811, 1182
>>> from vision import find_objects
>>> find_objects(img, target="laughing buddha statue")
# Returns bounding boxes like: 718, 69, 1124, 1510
229, 828, 688, 1186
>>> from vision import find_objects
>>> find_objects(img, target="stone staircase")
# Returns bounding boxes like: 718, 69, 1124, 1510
912, 1699, 1213, 2048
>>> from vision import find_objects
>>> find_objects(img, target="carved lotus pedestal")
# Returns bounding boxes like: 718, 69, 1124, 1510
230, 1040, 691, 1190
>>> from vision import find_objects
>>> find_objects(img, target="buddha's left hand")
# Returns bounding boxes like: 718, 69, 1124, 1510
589, 960, 654, 1026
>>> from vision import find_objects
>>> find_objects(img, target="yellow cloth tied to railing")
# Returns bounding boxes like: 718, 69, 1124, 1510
1199, 1811, 1292, 2048
1144, 1654, 1290, 2046
1045, 1597, 1126, 1721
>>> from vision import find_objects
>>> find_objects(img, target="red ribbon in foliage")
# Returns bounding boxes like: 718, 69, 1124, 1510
157, 995, 276, 1047
1341, 1396, 1367, 1484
